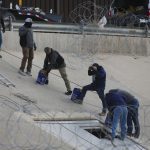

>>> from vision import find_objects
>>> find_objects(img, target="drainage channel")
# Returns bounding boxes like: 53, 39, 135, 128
35, 119, 146, 150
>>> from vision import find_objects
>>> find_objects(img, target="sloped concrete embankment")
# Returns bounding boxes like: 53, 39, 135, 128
0, 111, 73, 150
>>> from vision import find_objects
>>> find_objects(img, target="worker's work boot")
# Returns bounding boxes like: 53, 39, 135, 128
65, 90, 72, 95
18, 69, 26, 76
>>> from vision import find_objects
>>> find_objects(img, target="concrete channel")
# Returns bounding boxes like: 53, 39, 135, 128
1, 23, 150, 149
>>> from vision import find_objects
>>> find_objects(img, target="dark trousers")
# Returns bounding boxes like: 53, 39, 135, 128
58, 67, 71, 91
46, 67, 71, 91
127, 107, 140, 138
0, 31, 2, 48
20, 47, 34, 72
80, 84, 107, 113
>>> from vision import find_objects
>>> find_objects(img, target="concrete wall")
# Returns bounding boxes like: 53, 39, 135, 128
2, 30, 150, 56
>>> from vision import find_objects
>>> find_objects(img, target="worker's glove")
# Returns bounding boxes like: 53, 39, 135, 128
88, 66, 96, 76
40, 69, 45, 74
2, 28, 5, 33
34, 43, 37, 51
40, 69, 48, 76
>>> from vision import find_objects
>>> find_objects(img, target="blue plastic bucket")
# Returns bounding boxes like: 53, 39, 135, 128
36, 71, 48, 85
71, 88, 81, 101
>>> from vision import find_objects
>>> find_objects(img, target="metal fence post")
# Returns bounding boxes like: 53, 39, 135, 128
8, 15, 12, 31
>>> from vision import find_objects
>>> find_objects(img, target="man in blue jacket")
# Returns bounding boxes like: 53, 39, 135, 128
73, 63, 107, 116
109, 89, 140, 138
105, 92, 128, 141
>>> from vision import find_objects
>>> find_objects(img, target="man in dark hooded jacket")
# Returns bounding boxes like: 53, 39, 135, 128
105, 92, 128, 141
73, 63, 107, 115
18, 18, 36, 76
43, 47, 72, 95
108, 89, 140, 138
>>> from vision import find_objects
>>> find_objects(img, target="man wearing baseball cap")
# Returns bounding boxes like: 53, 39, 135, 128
18, 18, 36, 76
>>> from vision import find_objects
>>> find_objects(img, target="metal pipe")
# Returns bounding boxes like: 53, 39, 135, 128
12, 22, 149, 37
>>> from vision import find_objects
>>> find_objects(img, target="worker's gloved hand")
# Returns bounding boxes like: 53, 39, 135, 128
88, 66, 96, 76
34, 43, 37, 51
45, 79, 49, 85
40, 69, 48, 76
2, 28, 5, 33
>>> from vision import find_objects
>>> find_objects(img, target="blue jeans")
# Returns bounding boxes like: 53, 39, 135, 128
112, 106, 128, 140
80, 84, 107, 113
0, 31, 2, 48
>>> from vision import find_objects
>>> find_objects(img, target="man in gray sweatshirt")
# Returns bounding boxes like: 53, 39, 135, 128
18, 18, 36, 76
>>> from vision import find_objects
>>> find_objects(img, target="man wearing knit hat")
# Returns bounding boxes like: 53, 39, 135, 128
43, 47, 72, 95
18, 18, 36, 76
